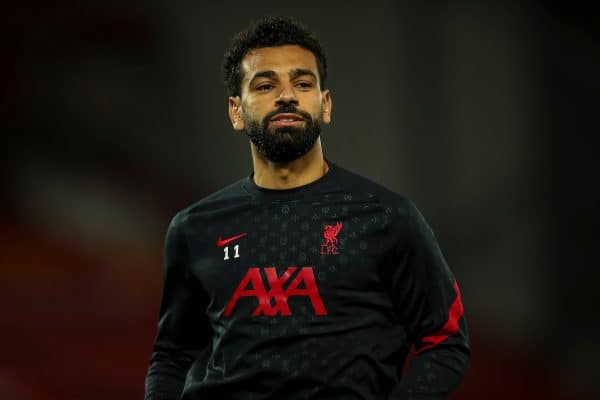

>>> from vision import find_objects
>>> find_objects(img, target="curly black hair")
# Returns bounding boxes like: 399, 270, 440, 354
222, 16, 328, 98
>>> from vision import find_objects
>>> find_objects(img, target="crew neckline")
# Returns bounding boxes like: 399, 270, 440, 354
243, 159, 337, 200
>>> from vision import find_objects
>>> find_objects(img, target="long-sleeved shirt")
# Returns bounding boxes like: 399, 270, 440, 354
145, 160, 470, 400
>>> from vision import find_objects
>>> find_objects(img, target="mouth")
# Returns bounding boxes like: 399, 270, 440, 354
270, 113, 305, 127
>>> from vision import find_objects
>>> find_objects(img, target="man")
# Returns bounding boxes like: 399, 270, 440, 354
145, 16, 469, 400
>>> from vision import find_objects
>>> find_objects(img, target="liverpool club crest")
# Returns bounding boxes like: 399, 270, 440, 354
320, 222, 342, 255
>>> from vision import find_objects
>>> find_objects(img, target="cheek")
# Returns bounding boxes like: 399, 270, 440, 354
242, 97, 256, 113
243, 97, 269, 118
301, 95, 323, 116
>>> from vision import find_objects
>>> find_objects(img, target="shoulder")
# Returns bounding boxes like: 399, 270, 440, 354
331, 162, 431, 239
332, 162, 416, 214
169, 177, 253, 230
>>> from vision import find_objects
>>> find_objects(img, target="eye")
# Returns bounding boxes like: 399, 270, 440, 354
295, 81, 313, 89
256, 83, 273, 92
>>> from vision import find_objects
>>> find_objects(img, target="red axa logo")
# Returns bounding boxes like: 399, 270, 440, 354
320, 221, 342, 255
224, 266, 327, 317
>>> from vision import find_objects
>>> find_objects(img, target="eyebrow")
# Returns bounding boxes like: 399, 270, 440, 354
248, 68, 318, 88
289, 68, 317, 81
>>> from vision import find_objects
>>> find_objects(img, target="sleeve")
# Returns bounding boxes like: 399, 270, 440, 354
144, 213, 213, 400
386, 201, 470, 400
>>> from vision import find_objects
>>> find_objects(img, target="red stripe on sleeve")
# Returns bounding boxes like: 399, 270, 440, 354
414, 279, 464, 354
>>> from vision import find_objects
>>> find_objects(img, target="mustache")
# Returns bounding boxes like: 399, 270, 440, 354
263, 105, 313, 123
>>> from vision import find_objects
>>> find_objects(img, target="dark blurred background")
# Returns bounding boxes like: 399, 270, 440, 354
2, 1, 599, 399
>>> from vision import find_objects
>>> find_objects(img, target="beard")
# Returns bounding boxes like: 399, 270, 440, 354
243, 104, 322, 163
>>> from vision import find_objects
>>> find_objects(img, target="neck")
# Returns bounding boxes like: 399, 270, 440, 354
250, 138, 329, 190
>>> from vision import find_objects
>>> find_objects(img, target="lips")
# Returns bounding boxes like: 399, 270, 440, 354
270, 113, 305, 128
270, 113, 304, 122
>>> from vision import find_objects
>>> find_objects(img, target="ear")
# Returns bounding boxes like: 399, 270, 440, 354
228, 96, 245, 131
321, 89, 332, 124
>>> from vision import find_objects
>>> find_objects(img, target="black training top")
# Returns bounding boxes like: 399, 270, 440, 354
144, 160, 470, 400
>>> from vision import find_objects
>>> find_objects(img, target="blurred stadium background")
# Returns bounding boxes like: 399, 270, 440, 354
2, 1, 598, 399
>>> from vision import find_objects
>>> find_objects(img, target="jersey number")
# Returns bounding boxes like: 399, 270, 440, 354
223, 244, 240, 260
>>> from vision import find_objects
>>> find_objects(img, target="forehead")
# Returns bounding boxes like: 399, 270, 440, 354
240, 45, 319, 82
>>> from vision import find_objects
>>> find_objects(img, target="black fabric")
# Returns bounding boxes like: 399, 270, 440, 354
144, 160, 469, 400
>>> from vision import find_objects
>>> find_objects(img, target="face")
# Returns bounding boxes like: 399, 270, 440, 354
228, 45, 332, 163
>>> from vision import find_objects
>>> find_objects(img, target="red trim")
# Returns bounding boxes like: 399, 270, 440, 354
415, 279, 464, 354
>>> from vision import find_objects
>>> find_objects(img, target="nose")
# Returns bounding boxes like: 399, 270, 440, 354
276, 84, 298, 106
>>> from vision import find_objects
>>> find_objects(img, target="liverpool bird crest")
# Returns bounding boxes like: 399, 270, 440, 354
320, 222, 342, 255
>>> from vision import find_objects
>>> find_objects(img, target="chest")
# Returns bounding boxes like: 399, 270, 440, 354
186, 198, 397, 320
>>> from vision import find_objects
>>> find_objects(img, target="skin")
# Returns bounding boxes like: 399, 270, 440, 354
228, 45, 333, 190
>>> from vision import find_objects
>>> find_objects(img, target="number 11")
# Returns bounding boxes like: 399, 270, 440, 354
223, 244, 240, 260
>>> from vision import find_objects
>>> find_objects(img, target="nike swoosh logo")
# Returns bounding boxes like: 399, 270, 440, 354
216, 233, 248, 247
